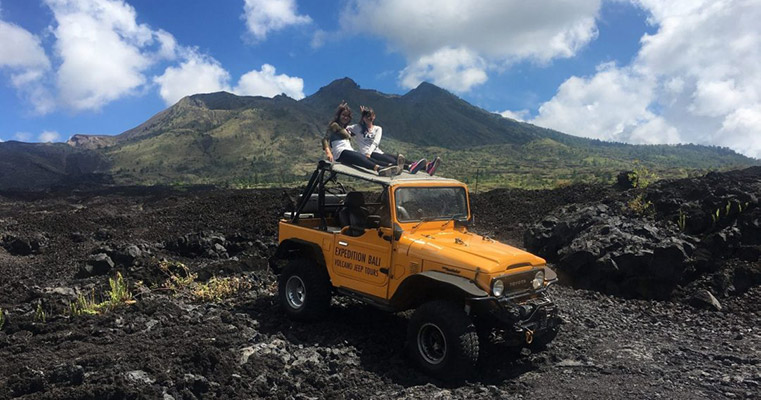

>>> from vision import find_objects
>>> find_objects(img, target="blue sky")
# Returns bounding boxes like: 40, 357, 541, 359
1, 0, 759, 158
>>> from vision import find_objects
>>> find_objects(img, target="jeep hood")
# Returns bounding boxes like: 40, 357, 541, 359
404, 230, 545, 273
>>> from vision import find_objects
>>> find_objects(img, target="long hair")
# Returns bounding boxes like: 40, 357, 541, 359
331, 101, 352, 128
359, 105, 375, 136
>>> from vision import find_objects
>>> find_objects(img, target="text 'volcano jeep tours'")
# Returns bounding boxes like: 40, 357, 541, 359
270, 161, 560, 379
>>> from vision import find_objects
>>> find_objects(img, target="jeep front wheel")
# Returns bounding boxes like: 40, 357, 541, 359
407, 300, 479, 379
278, 259, 331, 321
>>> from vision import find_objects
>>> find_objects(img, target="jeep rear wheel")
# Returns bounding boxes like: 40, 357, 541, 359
407, 301, 479, 379
278, 259, 331, 321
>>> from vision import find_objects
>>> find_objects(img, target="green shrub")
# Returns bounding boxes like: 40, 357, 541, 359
68, 272, 134, 316
627, 193, 653, 215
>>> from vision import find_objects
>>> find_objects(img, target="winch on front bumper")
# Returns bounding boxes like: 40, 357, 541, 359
471, 291, 561, 344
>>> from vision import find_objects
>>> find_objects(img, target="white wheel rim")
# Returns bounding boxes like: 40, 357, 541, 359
285, 275, 306, 309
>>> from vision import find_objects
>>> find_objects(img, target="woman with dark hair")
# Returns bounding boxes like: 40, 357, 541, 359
321, 102, 403, 176
348, 106, 441, 175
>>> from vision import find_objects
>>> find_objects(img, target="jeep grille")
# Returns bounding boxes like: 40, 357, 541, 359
500, 270, 535, 296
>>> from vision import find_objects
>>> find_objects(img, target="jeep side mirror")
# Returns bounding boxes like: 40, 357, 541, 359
366, 215, 381, 229
393, 223, 403, 241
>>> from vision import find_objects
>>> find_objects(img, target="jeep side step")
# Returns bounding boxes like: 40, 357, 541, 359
335, 287, 397, 312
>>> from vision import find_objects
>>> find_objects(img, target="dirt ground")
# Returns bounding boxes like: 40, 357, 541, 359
0, 181, 759, 399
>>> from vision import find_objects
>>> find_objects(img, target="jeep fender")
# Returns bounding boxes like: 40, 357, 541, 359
269, 239, 326, 274
390, 271, 488, 310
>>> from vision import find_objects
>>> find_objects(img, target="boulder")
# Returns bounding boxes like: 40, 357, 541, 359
2, 234, 47, 256
689, 289, 722, 311
80, 253, 114, 276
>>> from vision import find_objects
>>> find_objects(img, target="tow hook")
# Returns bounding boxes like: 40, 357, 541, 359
524, 328, 534, 344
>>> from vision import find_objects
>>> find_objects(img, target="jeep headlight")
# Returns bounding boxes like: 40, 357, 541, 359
532, 270, 545, 290
492, 279, 505, 297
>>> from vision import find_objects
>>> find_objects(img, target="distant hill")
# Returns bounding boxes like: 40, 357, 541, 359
0, 141, 111, 190
2, 78, 758, 190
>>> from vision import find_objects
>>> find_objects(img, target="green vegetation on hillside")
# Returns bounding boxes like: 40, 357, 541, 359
61, 79, 760, 190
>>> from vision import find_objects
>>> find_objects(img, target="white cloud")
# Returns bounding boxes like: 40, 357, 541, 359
399, 47, 487, 92
532, 64, 664, 143
342, 0, 601, 92
527, 0, 761, 158
242, 0, 311, 42
310, 29, 327, 49
499, 109, 530, 122
44, 0, 181, 111
39, 130, 60, 142
0, 19, 54, 114
154, 29, 178, 61
233, 64, 305, 99
0, 20, 51, 69
14, 132, 32, 141
154, 52, 232, 105
713, 107, 761, 159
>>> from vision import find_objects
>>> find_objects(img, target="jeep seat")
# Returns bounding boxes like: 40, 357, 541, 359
338, 192, 369, 236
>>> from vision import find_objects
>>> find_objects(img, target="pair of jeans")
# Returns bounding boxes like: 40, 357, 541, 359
336, 150, 379, 170
369, 152, 396, 166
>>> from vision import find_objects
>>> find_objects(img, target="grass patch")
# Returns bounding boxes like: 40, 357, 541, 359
159, 260, 252, 302
68, 272, 135, 316
193, 276, 252, 302
34, 302, 46, 323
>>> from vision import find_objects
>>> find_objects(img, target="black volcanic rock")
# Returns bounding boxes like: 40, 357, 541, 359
525, 166, 761, 302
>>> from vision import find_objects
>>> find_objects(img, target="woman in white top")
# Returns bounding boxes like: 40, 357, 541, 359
348, 106, 441, 175
321, 102, 401, 176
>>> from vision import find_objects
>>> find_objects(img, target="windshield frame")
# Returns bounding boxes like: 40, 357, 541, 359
392, 185, 470, 224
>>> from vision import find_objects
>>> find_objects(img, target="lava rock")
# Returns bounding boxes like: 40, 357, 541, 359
2, 234, 47, 255
689, 289, 722, 311
80, 253, 115, 276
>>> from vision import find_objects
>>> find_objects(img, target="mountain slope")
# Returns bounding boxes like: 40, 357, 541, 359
100, 92, 325, 185
17, 78, 761, 189
302, 78, 541, 147
0, 141, 111, 190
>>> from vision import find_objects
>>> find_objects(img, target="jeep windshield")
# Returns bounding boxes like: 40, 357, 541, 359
394, 186, 468, 222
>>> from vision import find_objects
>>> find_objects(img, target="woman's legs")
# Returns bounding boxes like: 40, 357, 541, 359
337, 150, 379, 170
369, 152, 396, 166
337, 150, 398, 176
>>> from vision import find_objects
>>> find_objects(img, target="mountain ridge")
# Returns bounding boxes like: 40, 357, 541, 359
4, 78, 759, 190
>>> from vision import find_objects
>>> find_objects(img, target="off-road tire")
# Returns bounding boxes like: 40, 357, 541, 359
407, 300, 479, 380
278, 259, 331, 321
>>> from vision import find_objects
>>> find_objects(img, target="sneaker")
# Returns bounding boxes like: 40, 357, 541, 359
397, 153, 406, 169
408, 158, 427, 174
426, 156, 441, 176
378, 166, 396, 177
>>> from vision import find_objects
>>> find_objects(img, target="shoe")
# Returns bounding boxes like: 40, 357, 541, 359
426, 156, 441, 176
408, 158, 427, 174
378, 166, 396, 177
397, 153, 406, 169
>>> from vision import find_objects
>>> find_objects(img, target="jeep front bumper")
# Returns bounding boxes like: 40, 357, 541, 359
471, 291, 561, 343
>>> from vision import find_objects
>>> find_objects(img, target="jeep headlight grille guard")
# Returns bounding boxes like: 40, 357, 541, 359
490, 269, 548, 298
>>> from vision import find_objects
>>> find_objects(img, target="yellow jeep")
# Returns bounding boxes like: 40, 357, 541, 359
270, 161, 560, 378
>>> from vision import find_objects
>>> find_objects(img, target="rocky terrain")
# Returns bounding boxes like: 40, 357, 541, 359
0, 168, 759, 399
